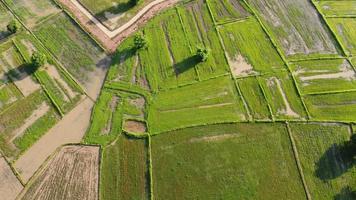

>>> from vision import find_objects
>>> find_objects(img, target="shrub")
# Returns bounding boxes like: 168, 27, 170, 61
130, 0, 140, 6
7, 20, 20, 34
31, 52, 47, 68
134, 34, 148, 50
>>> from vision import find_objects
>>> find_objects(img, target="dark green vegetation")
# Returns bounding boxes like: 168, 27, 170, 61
7, 19, 20, 34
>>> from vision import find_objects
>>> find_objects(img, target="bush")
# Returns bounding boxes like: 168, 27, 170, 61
7, 20, 20, 34
134, 34, 148, 50
196, 47, 210, 62
130, 0, 140, 6
31, 52, 47, 68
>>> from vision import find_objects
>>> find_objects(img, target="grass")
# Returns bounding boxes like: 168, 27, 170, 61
258, 72, 307, 120
151, 123, 306, 199
100, 134, 149, 200
0, 3, 14, 40
237, 77, 271, 120
207, 0, 250, 23
218, 17, 285, 73
34, 13, 105, 84
245, 0, 339, 59
317, 1, 356, 17
328, 18, 356, 56
304, 91, 356, 122
290, 59, 356, 94
148, 76, 248, 134
3, 0, 60, 28
289, 123, 356, 199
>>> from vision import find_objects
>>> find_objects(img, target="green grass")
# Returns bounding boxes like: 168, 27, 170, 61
34, 13, 105, 84
0, 83, 22, 113
148, 76, 248, 134
290, 59, 356, 94
246, 0, 339, 59
151, 123, 306, 199
3, 0, 59, 28
207, 0, 250, 23
317, 1, 356, 17
304, 91, 356, 122
237, 77, 271, 120
328, 18, 356, 56
100, 134, 149, 200
289, 123, 356, 199
258, 72, 307, 120
218, 17, 285, 74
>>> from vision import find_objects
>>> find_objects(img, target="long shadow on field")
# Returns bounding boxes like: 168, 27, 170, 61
5, 63, 37, 81
112, 46, 135, 66
174, 55, 200, 76
334, 186, 356, 200
315, 135, 355, 180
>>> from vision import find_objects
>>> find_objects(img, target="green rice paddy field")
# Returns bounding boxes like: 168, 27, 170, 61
0, 0, 355, 199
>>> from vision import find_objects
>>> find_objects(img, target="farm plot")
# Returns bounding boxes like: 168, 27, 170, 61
151, 123, 306, 199
289, 123, 356, 200
177, 0, 230, 80
237, 77, 271, 120
304, 91, 356, 122
34, 13, 109, 97
139, 9, 198, 91
78, 0, 156, 30
328, 18, 356, 56
290, 59, 356, 94
107, 37, 150, 90
100, 134, 149, 200
258, 72, 307, 120
218, 18, 285, 76
12, 32, 84, 113
18, 145, 99, 200
148, 76, 248, 134
207, 0, 250, 23
317, 1, 356, 17
0, 155, 23, 200
246, 0, 338, 59
0, 3, 14, 41
3, 0, 60, 28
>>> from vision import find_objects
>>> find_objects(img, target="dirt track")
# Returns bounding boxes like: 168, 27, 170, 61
57, 0, 180, 52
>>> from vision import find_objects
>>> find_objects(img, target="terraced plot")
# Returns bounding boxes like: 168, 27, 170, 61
328, 18, 356, 56
246, 0, 338, 58
100, 134, 149, 200
148, 76, 247, 134
318, 1, 356, 17
152, 123, 306, 199
290, 123, 355, 200
207, 0, 250, 23
290, 59, 356, 94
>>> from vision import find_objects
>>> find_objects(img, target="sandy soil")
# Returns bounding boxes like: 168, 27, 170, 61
0, 155, 23, 200
57, 0, 180, 52
269, 77, 299, 117
14, 98, 94, 183
17, 145, 99, 200
123, 120, 147, 133
227, 54, 255, 77
9, 102, 49, 142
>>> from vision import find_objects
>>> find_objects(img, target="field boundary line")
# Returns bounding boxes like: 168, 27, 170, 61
148, 135, 154, 200
288, 56, 346, 63
241, 0, 311, 120
215, 16, 251, 26
0, 0, 90, 101
303, 88, 356, 96
206, 0, 251, 120
285, 122, 312, 200
256, 77, 275, 121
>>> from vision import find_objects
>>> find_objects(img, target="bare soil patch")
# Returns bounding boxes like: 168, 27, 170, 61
228, 54, 255, 77
123, 120, 146, 133
0, 155, 23, 200
189, 133, 241, 143
14, 98, 94, 182
17, 145, 99, 200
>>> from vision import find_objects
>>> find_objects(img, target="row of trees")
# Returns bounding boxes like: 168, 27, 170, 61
133, 34, 210, 62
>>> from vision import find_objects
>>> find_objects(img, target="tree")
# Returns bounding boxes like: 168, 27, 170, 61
196, 46, 210, 62
7, 20, 20, 34
130, 0, 140, 6
31, 52, 47, 68
134, 34, 147, 50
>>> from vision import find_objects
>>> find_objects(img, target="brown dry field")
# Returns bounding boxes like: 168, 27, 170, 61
17, 145, 99, 200
0, 155, 23, 200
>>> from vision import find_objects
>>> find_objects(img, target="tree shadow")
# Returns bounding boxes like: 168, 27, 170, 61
112, 46, 136, 66
174, 55, 200, 76
334, 186, 356, 200
0, 31, 11, 41
315, 139, 355, 180
5, 63, 37, 82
